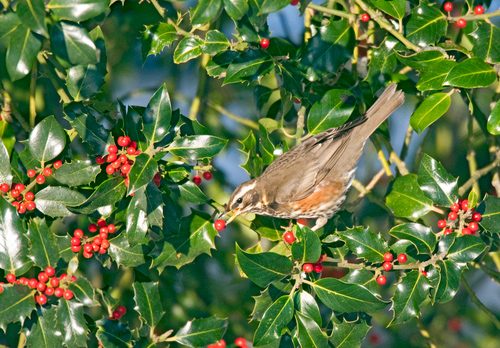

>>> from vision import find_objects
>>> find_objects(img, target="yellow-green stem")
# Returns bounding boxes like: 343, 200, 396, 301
29, 61, 37, 129
206, 101, 259, 130
307, 3, 354, 19
189, 54, 210, 120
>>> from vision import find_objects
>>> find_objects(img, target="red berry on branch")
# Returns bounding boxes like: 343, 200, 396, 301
84, 243, 93, 253
214, 340, 226, 348
44, 286, 54, 296
74, 229, 84, 238
461, 199, 469, 211
83, 251, 93, 258
117, 306, 127, 315
97, 218, 106, 227
313, 263, 323, 273
444, 2, 453, 11
108, 145, 118, 153
54, 287, 64, 297
193, 176, 202, 186
283, 231, 295, 244
450, 203, 459, 212
36, 294, 47, 305
383, 261, 392, 271
443, 228, 453, 235
36, 175, 45, 184
15, 183, 25, 191
89, 223, 98, 232
96, 156, 105, 164
50, 277, 59, 287
437, 219, 447, 228
53, 160, 63, 169
448, 211, 458, 221
461, 227, 472, 235
6, 274, 16, 283
377, 275, 387, 285
398, 253, 407, 263
43, 167, 52, 177
18, 203, 27, 214
203, 171, 212, 180
106, 165, 115, 175
468, 221, 479, 232
29, 278, 38, 289
474, 5, 484, 15
45, 267, 55, 277
10, 189, 20, 198
472, 212, 482, 221
127, 147, 136, 155
27, 169, 36, 177
361, 13, 370, 22
112, 311, 122, 320
0, 183, 9, 192
92, 243, 100, 252
37, 282, 46, 291
99, 231, 108, 240
26, 201, 36, 211
214, 219, 226, 231
383, 252, 393, 262
290, 0, 299, 5
107, 153, 117, 162
303, 263, 313, 273
457, 18, 467, 27
71, 244, 81, 252
121, 164, 131, 174
38, 272, 48, 283
260, 38, 270, 49
422, 270, 428, 277
63, 290, 74, 300
235, 338, 246, 347
25, 192, 34, 201
101, 240, 110, 249
107, 224, 116, 233
71, 237, 81, 246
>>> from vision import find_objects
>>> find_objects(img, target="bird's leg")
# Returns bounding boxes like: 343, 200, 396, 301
281, 220, 294, 232
311, 217, 328, 231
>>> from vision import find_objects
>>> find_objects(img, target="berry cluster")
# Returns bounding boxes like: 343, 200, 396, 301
437, 199, 481, 235
0, 182, 36, 213
2, 267, 75, 305
443, 2, 485, 28
376, 252, 408, 285
303, 255, 325, 274
70, 219, 116, 258
109, 305, 127, 320
192, 171, 212, 186
207, 340, 226, 348
96, 137, 140, 176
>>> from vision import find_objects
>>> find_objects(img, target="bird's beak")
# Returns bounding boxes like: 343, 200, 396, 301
225, 208, 241, 225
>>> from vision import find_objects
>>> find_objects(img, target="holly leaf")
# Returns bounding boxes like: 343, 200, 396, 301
295, 311, 328, 348
69, 112, 114, 155
201, 30, 230, 56
125, 188, 149, 246
0, 284, 35, 331
34, 186, 87, 218
96, 319, 133, 348
235, 244, 293, 288
173, 316, 227, 348
143, 84, 172, 145
167, 180, 207, 205
487, 100, 500, 136
174, 36, 204, 64
389, 223, 437, 255
250, 216, 285, 241
0, 197, 32, 275
416, 60, 457, 91
471, 22, 500, 64
386, 174, 434, 219
127, 153, 158, 195
25, 306, 64, 348
69, 176, 126, 214
443, 57, 496, 88
56, 299, 88, 347
337, 226, 388, 263
141, 23, 178, 62
329, 318, 371, 348
433, 260, 466, 303
477, 194, 500, 234
0, 139, 13, 186
50, 21, 97, 65
253, 295, 294, 347
293, 291, 321, 326
291, 226, 322, 264
48, 0, 109, 22
107, 234, 147, 267
52, 161, 101, 186
17, 0, 48, 37
69, 276, 98, 307
167, 135, 227, 160
223, 0, 248, 20
410, 93, 451, 135
27, 218, 60, 269
133, 282, 163, 329
6, 25, 42, 81
223, 49, 274, 85
29, 116, 67, 163
406, 4, 447, 46
67, 64, 105, 101
390, 270, 431, 325
371, 0, 405, 19
417, 153, 458, 206
190, 0, 222, 26
307, 89, 355, 135
447, 235, 487, 262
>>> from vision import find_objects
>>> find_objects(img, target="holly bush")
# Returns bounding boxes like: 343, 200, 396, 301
1, 0, 500, 347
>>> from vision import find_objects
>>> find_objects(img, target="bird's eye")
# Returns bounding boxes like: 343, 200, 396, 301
236, 198, 243, 204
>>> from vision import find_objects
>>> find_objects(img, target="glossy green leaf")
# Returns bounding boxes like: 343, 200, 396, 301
235, 244, 293, 288
253, 295, 294, 347
471, 22, 500, 64
151, 210, 218, 271
0, 197, 32, 275
390, 270, 431, 325
0, 122, 15, 155
96, 319, 133, 348
25, 306, 64, 348
0, 284, 35, 331
447, 235, 487, 262
468, 188, 478, 210
34, 186, 86, 217
29, 116, 67, 163
398, 50, 445, 71
17, 0, 48, 36
295, 311, 328, 348
371, 0, 405, 19
56, 299, 88, 347
314, 278, 387, 312
443, 57, 496, 88
329, 318, 371, 348
250, 216, 284, 241
168, 180, 207, 205
0, 139, 13, 186
190, 0, 222, 26
223, 49, 274, 85
341, 268, 378, 295
258, 120, 276, 165
308, 89, 355, 134
52, 161, 101, 186
406, 4, 447, 47
487, 99, 500, 135
251, 282, 291, 321
69, 176, 126, 214
223, 0, 248, 20
50, 21, 98, 65
173, 316, 227, 347
67, 64, 105, 101
386, 174, 434, 219
434, 260, 466, 303
389, 223, 437, 255
145, 183, 164, 228
202, 30, 230, 55
234, 15, 267, 43
48, 0, 109, 22
108, 234, 147, 267
418, 153, 458, 206
128, 153, 158, 195
366, 38, 398, 89
337, 226, 388, 263
416, 60, 457, 91
174, 36, 204, 64
69, 276, 98, 306
410, 93, 451, 135
168, 135, 227, 160
70, 113, 114, 154
255, 0, 289, 14
291, 226, 322, 263
293, 291, 321, 326
477, 195, 500, 233
133, 282, 163, 329
6, 24, 42, 81
141, 23, 178, 62
27, 218, 60, 269
0, 12, 22, 45
143, 84, 172, 145
126, 188, 149, 246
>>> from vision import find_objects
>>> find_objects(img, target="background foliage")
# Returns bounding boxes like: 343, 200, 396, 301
1, 0, 500, 347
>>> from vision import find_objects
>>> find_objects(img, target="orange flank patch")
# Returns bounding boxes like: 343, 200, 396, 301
290, 180, 344, 211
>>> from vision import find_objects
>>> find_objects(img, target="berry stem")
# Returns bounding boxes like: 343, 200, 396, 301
450, 8, 500, 21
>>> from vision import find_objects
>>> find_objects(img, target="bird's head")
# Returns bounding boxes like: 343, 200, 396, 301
223, 179, 261, 224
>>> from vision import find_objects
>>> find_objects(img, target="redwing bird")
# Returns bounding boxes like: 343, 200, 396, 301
224, 84, 405, 231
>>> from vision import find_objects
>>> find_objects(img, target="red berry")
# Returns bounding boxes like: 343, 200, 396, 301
10, 189, 20, 198
45, 267, 55, 277
112, 311, 122, 320
214, 340, 226, 348
24, 192, 34, 201
377, 275, 387, 285
383, 252, 393, 262
54, 160, 63, 169
121, 164, 131, 174
6, 273, 16, 283
290, 0, 299, 5
444, 228, 453, 235
84, 243, 93, 253
74, 229, 84, 238
398, 253, 407, 263
118, 154, 127, 163
462, 227, 472, 235
71, 244, 81, 252
97, 218, 107, 227
112, 160, 121, 169
0, 284, 3, 294
193, 176, 202, 186
303, 263, 313, 273
93, 237, 102, 245
98, 246, 107, 254
15, 183, 25, 191
214, 219, 226, 231
260, 38, 270, 49
106, 165, 115, 175
100, 226, 109, 234
129, 141, 137, 149
422, 270, 428, 277
96, 156, 105, 164
108, 145, 118, 153
83, 251, 93, 258
101, 240, 110, 249
0, 183, 9, 192
468, 221, 479, 232
26, 201, 36, 211
361, 13, 370, 22
153, 173, 161, 182
283, 231, 295, 244
63, 289, 73, 300
44, 287, 54, 296
313, 263, 323, 273
117, 306, 127, 315
27, 169, 36, 177
37, 282, 46, 291
18, 203, 27, 214
444, 2, 453, 11
472, 213, 482, 222
20, 277, 29, 285
36, 175, 45, 184
235, 338, 246, 347
448, 211, 458, 221
89, 224, 98, 232
50, 277, 59, 287
450, 203, 459, 212
29, 278, 38, 289
203, 171, 212, 180
71, 237, 81, 246
474, 5, 484, 14
438, 219, 447, 228
107, 153, 117, 162
38, 272, 48, 283
461, 199, 469, 211
127, 147, 136, 155
60, 274, 67, 280
36, 294, 47, 305
457, 18, 467, 27
43, 167, 52, 177
383, 261, 392, 271
54, 287, 64, 297
107, 224, 116, 233
99, 231, 108, 240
